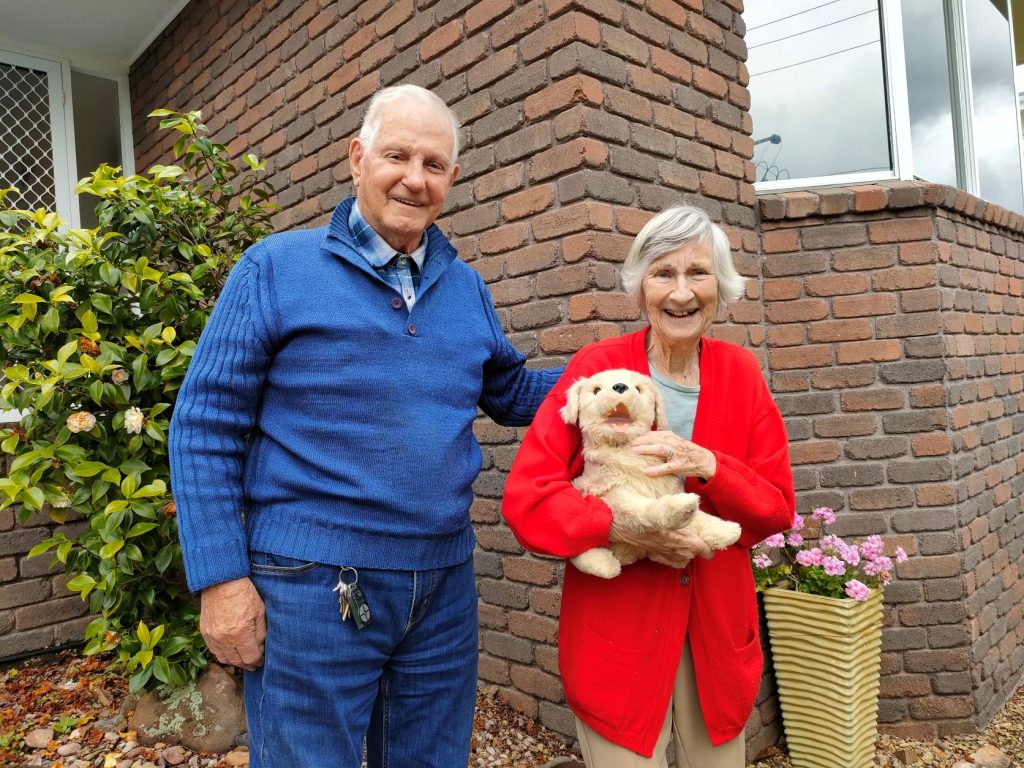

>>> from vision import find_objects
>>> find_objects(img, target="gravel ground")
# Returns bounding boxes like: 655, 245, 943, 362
3, 651, 1023, 767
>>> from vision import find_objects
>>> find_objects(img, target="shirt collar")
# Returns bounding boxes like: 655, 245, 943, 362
349, 201, 427, 271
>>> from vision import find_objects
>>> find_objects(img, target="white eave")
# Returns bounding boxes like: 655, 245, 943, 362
0, 0, 190, 76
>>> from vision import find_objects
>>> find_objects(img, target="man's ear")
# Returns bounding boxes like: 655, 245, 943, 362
560, 380, 583, 425
349, 138, 364, 188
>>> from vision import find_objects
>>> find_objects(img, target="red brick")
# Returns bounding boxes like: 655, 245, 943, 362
833, 294, 898, 318
872, 267, 937, 291
853, 185, 889, 212
509, 664, 563, 701
692, 65, 727, 97
763, 278, 801, 301
648, 0, 687, 28
568, 292, 641, 321
290, 155, 317, 182
912, 433, 951, 457
474, 164, 526, 202
344, 71, 380, 107
789, 441, 841, 465
501, 185, 556, 221
868, 217, 934, 243
502, 557, 559, 586
562, 231, 634, 263
524, 76, 604, 121
528, 138, 607, 183
650, 47, 692, 84
764, 299, 828, 324
762, 230, 798, 253
836, 340, 903, 364
478, 223, 530, 254
375, 0, 414, 35
807, 319, 873, 343
699, 172, 737, 201
841, 389, 904, 411
804, 274, 870, 297
509, 611, 559, 643
492, 1, 545, 48
521, 12, 600, 62
768, 345, 832, 369
506, 243, 559, 277
539, 322, 620, 353
342, 24, 376, 60
420, 20, 463, 61
532, 202, 614, 241
615, 207, 655, 236
440, 35, 489, 77
467, 46, 518, 91
627, 65, 672, 101
785, 192, 819, 218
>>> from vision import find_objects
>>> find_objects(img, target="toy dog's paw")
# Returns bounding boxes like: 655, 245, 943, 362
648, 493, 699, 529
572, 548, 622, 579
696, 515, 741, 550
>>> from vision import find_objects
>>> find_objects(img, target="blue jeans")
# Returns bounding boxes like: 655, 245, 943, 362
244, 553, 479, 768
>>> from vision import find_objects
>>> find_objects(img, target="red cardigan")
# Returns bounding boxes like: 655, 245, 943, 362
502, 330, 795, 756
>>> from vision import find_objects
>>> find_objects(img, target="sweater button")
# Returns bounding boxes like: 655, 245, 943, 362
391, 296, 403, 309
407, 323, 417, 335
679, 574, 690, 586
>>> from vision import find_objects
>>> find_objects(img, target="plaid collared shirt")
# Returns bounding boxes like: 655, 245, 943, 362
349, 201, 426, 311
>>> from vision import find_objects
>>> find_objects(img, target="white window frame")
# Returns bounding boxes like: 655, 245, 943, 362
753, 0, 1024, 208
0, 49, 79, 226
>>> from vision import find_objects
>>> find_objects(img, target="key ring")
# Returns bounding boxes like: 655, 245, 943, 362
333, 566, 358, 593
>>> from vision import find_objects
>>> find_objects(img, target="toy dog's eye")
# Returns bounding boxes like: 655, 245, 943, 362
593, 386, 601, 394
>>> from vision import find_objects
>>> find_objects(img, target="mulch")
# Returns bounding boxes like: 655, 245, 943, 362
2, 650, 1023, 767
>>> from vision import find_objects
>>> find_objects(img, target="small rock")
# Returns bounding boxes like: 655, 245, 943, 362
96, 714, 127, 731
24, 728, 54, 749
57, 742, 83, 756
972, 744, 1011, 768
69, 728, 82, 740
224, 749, 249, 766
74, 761, 91, 768
105, 731, 121, 743
162, 745, 187, 765
115, 761, 132, 768
895, 746, 920, 764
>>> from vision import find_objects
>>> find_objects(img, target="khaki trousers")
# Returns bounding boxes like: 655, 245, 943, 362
574, 641, 745, 768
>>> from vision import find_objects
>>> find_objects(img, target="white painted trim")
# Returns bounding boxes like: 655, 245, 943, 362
755, 169, 899, 194
0, 34, 127, 76
127, 0, 192, 66
881, 0, 915, 181
1006, 3, 1024, 204
946, 0, 979, 193
116, 73, 136, 176
0, 49, 76, 225
58, 59, 80, 228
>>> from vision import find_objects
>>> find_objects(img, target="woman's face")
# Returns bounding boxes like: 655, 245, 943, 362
641, 241, 719, 350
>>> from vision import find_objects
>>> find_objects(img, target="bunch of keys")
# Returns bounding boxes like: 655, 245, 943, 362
333, 567, 372, 630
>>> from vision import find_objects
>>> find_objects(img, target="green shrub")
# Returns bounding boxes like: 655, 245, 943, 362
0, 110, 275, 692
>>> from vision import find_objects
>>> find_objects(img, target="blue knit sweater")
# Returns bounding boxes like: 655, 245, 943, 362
170, 197, 561, 592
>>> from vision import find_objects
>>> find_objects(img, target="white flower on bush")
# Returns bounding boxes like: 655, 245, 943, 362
124, 407, 145, 435
66, 411, 97, 433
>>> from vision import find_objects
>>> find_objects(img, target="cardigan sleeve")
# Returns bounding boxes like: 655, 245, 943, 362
686, 373, 795, 549
501, 359, 617, 558
169, 246, 275, 592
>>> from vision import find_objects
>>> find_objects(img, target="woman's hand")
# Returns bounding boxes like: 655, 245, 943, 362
629, 430, 717, 480
609, 521, 712, 569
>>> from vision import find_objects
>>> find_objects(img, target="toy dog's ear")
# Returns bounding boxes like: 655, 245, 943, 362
560, 379, 584, 425
652, 384, 668, 430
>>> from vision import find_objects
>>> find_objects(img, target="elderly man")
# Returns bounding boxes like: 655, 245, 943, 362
169, 84, 561, 768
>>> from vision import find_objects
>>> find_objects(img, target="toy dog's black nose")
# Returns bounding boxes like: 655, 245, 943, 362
612, 383, 628, 394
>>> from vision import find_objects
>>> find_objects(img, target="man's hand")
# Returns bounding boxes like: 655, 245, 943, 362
609, 522, 712, 569
200, 577, 266, 671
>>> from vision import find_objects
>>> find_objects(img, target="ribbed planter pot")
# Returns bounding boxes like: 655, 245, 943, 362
762, 587, 884, 768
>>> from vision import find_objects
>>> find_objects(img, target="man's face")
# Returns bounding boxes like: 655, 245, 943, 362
349, 101, 460, 254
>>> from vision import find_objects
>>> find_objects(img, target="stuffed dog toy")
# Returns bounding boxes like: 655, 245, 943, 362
561, 369, 741, 578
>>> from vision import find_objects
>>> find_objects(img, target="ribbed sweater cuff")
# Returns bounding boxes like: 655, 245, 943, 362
182, 539, 251, 593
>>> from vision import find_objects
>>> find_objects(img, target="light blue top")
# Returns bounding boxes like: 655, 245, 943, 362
349, 201, 426, 311
649, 366, 699, 441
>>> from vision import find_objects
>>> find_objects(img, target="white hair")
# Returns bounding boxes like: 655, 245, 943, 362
357, 84, 461, 165
620, 205, 746, 309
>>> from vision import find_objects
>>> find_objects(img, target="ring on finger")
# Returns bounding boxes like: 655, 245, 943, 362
665, 449, 674, 461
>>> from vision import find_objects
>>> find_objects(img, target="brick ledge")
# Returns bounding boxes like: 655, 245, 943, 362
757, 180, 1024, 234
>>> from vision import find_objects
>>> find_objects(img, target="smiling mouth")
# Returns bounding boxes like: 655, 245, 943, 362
664, 307, 699, 318
393, 197, 425, 208
605, 403, 634, 433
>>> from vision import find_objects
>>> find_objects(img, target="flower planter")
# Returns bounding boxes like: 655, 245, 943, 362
762, 587, 884, 768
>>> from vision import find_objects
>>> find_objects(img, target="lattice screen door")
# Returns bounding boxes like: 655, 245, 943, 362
0, 50, 75, 223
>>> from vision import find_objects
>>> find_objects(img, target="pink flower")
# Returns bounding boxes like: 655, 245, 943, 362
820, 534, 842, 551
791, 513, 805, 531
786, 533, 804, 548
864, 556, 893, 577
812, 506, 836, 525
859, 535, 885, 561
823, 556, 846, 576
845, 579, 870, 601
895, 547, 908, 563
753, 554, 772, 569
796, 548, 822, 567
763, 533, 786, 549
839, 543, 861, 566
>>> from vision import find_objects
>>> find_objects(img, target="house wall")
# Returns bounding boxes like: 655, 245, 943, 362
125, 0, 771, 751
757, 182, 1024, 738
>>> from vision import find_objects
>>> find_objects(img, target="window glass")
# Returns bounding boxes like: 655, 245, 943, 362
966, 0, 1024, 212
901, 0, 958, 187
747, 0, 891, 182
70, 70, 122, 227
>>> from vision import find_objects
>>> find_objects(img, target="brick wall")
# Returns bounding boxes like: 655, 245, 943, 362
127, 0, 763, 749
0, 445, 91, 660
758, 181, 1024, 739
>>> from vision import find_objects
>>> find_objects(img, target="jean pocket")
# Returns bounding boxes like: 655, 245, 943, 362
249, 550, 320, 576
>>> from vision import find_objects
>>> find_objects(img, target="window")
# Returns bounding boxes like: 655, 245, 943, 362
747, 0, 1024, 213
0, 48, 132, 228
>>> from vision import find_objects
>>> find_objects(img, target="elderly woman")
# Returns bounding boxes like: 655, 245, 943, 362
503, 205, 795, 767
